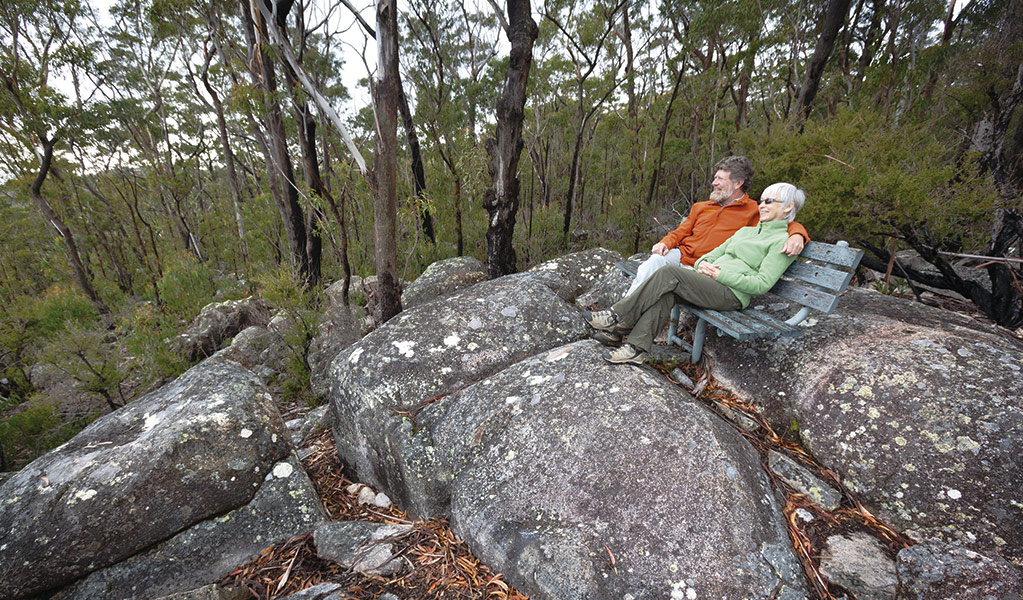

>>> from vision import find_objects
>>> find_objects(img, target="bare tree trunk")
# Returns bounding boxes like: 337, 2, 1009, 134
795, 0, 853, 123
197, 48, 250, 268
31, 137, 108, 315
483, 0, 538, 278
239, 0, 309, 280
373, 0, 403, 321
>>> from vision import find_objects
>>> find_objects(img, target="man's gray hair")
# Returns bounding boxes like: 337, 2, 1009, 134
714, 156, 754, 192
761, 182, 806, 223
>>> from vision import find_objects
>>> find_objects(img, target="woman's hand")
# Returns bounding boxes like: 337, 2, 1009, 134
697, 262, 720, 280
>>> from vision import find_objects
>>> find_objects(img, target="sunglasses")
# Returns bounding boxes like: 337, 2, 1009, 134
758, 198, 784, 205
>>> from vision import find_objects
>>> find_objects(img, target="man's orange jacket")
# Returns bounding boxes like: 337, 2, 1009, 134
659, 194, 810, 266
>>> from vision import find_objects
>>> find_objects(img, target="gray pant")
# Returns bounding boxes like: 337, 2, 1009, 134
611, 265, 741, 352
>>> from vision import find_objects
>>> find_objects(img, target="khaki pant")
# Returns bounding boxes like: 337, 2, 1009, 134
611, 265, 740, 352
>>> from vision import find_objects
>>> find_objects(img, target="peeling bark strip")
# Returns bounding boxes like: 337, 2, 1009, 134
484, 0, 538, 279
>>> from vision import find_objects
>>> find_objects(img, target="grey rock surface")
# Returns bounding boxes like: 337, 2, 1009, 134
210, 325, 287, 383
328, 274, 588, 517
768, 450, 842, 511
401, 256, 488, 309
432, 340, 808, 600
151, 584, 249, 600
818, 532, 898, 600
708, 287, 1023, 563
0, 360, 289, 599
575, 252, 645, 309
527, 247, 622, 303
896, 539, 1023, 599
278, 583, 346, 600
314, 521, 412, 576
308, 305, 365, 397
54, 455, 329, 600
173, 297, 270, 362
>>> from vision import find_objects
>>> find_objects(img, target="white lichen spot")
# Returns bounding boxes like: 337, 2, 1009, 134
895, 437, 907, 446
505, 396, 522, 405
143, 413, 160, 432
467, 317, 483, 329
348, 347, 364, 364
904, 464, 916, 472
240, 428, 253, 439
271, 434, 278, 443
640, 436, 652, 445
505, 450, 516, 461
956, 436, 980, 452
392, 340, 416, 358
444, 334, 461, 347
946, 489, 962, 500
272, 462, 294, 479
75, 489, 98, 502
500, 306, 518, 318
895, 491, 904, 499
994, 536, 1006, 546
868, 407, 880, 419
467, 342, 479, 351
669, 564, 679, 573
440, 367, 452, 375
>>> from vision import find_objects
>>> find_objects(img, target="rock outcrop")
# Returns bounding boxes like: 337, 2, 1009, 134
401, 256, 488, 309
328, 273, 588, 517
433, 340, 807, 600
706, 287, 1023, 564
0, 361, 289, 599
53, 455, 329, 599
172, 297, 270, 362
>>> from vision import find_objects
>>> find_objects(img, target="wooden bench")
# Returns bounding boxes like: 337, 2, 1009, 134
615, 241, 864, 363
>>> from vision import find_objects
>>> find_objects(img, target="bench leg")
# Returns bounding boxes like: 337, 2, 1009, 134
691, 318, 707, 363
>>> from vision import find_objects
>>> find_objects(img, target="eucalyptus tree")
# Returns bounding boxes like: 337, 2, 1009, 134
483, 0, 539, 277
0, 0, 109, 314
404, 0, 500, 256
542, 0, 627, 241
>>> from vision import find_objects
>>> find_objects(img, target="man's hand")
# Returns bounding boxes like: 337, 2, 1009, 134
782, 234, 805, 256
651, 242, 669, 256
697, 262, 720, 280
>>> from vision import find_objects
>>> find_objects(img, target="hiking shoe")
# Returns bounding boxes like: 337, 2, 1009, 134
603, 343, 647, 365
583, 309, 620, 331
592, 330, 623, 347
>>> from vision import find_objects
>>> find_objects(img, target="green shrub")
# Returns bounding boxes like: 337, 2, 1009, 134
0, 399, 95, 471
256, 268, 321, 404
156, 254, 217, 323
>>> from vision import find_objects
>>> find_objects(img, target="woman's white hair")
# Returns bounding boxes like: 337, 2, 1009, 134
761, 182, 805, 223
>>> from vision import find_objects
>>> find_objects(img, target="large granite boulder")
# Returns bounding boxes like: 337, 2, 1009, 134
308, 305, 368, 398
0, 361, 289, 599
401, 256, 488, 309
896, 539, 1023, 599
328, 274, 589, 517
172, 297, 270, 362
575, 252, 646, 310
432, 340, 807, 600
527, 247, 622, 303
52, 455, 329, 599
706, 287, 1023, 564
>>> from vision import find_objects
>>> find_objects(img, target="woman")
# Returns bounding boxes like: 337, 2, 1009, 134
585, 182, 806, 364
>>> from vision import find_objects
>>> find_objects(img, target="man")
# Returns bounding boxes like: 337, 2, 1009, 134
625, 156, 808, 296
596, 156, 808, 346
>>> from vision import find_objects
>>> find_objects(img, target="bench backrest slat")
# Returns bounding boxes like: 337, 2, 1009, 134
782, 262, 855, 293
799, 241, 864, 268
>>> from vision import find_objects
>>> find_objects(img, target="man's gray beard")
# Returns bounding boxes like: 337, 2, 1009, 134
709, 189, 729, 204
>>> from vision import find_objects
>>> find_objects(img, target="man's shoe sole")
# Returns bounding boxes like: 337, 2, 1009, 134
593, 331, 623, 347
